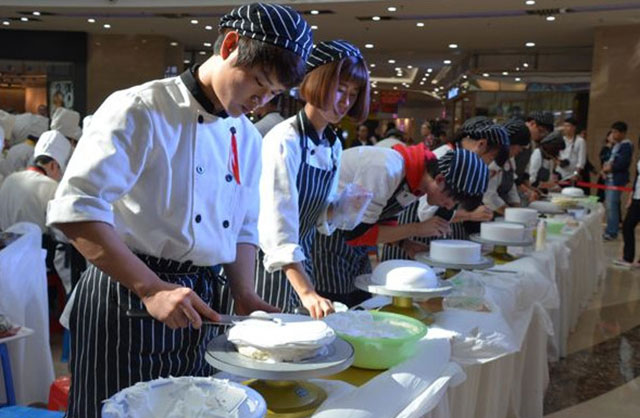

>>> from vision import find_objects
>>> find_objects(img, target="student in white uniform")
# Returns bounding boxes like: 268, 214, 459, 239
46, 4, 312, 417
312, 145, 489, 306
256, 40, 368, 319
0, 130, 71, 232
483, 118, 531, 215
50, 107, 82, 148
0, 113, 49, 177
557, 117, 587, 181
529, 130, 565, 191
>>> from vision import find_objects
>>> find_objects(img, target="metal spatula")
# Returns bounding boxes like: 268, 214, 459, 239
125, 309, 282, 325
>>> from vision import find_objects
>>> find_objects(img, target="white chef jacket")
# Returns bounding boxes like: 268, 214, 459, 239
254, 112, 285, 138
528, 148, 555, 185
483, 159, 520, 211
333, 146, 410, 225
557, 135, 586, 178
47, 69, 261, 266
374, 137, 403, 148
0, 169, 58, 233
0, 141, 34, 177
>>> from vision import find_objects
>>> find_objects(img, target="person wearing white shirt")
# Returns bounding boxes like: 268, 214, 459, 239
374, 128, 404, 148
0, 113, 49, 177
255, 40, 368, 319
45, 4, 313, 417
557, 117, 587, 180
528, 130, 565, 190
313, 146, 488, 306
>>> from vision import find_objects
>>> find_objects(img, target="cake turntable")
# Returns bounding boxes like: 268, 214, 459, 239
414, 252, 495, 279
469, 233, 534, 264
206, 318, 354, 418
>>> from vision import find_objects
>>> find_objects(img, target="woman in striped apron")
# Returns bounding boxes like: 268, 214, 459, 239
254, 40, 370, 319
381, 117, 509, 261
313, 146, 489, 305
46, 4, 314, 416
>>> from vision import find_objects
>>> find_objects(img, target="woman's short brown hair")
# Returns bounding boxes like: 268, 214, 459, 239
299, 56, 370, 123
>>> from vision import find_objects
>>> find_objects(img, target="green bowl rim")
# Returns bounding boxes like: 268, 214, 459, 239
331, 310, 428, 344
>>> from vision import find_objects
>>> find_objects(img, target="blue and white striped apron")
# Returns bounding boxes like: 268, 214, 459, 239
66, 254, 222, 418
312, 182, 410, 302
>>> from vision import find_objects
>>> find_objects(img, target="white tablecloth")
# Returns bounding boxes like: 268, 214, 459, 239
0, 222, 54, 405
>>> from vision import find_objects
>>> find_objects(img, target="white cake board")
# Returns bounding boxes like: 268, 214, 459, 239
414, 252, 495, 270
354, 274, 453, 298
469, 233, 534, 247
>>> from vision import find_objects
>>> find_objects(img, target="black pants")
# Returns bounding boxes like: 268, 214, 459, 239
622, 199, 640, 262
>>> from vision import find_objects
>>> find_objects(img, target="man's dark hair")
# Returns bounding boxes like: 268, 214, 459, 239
34, 155, 54, 166
611, 121, 628, 133
214, 31, 306, 88
564, 117, 578, 127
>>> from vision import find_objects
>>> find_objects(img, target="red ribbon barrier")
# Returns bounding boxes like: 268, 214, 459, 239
558, 181, 632, 192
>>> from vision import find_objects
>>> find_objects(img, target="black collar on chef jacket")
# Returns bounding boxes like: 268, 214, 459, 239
180, 65, 228, 119
298, 109, 337, 147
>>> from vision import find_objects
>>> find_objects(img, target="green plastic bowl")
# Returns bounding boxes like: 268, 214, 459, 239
334, 311, 428, 370
546, 220, 566, 235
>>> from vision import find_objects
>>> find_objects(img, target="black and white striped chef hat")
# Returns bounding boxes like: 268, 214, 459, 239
527, 111, 555, 132
306, 40, 364, 72
438, 148, 489, 198
502, 118, 531, 146
219, 3, 313, 60
461, 116, 510, 147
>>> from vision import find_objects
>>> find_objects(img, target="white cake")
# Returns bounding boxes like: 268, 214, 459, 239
561, 187, 585, 198
480, 222, 526, 242
504, 208, 539, 227
371, 260, 437, 290
430, 240, 481, 264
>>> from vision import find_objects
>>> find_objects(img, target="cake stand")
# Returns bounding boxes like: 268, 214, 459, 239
469, 233, 534, 264
206, 331, 354, 417
414, 252, 495, 279
354, 274, 453, 323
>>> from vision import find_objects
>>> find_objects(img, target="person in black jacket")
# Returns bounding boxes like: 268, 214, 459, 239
602, 121, 633, 240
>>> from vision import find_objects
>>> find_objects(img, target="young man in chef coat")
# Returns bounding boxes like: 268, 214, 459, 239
46, 4, 313, 417
312, 145, 489, 306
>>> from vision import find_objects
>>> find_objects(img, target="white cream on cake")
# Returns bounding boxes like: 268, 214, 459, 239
504, 208, 539, 227
371, 260, 437, 290
561, 187, 584, 198
227, 315, 335, 363
480, 222, 526, 242
430, 240, 481, 264
324, 311, 412, 339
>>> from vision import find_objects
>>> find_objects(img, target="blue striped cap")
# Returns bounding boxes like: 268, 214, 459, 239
219, 3, 313, 60
502, 118, 531, 146
438, 148, 489, 197
306, 40, 364, 72
528, 111, 555, 131
461, 116, 510, 147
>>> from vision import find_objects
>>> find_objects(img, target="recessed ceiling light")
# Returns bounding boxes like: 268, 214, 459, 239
443, 59, 452, 65
516, 67, 520, 71
416, 22, 425, 27
365, 43, 374, 49
515, 77, 522, 81
311, 25, 318, 30
203, 42, 212, 47
407, 65, 413, 69
170, 42, 178, 46
20, 17, 28, 22
388, 6, 397, 12
87, 18, 96, 23
449, 43, 459, 49
103, 23, 111, 29
523, 62, 529, 68
190, 19, 199, 25
427, 68, 433, 72
199, 51, 206, 55
546, 16, 556, 21
483, 73, 490, 77
370, 63, 376, 68
525, 0, 536, 5
420, 82, 425, 85
502, 71, 509, 75
394, 67, 401, 71
526, 42, 536, 47
388, 59, 396, 64
205, 25, 213, 30
462, 75, 468, 79
32, 11, 40, 16
393, 86, 398, 90
2, 21, 9, 26
374, 90, 379, 94
310, 10, 319, 15
184, 59, 190, 64
372, 16, 381, 21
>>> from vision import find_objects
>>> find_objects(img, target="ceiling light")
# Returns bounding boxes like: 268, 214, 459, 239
502, 71, 509, 75
523, 62, 529, 68
310, 10, 319, 15
370, 63, 376, 68
395, 67, 401, 71
387, 6, 397, 12
190, 19, 199, 25
525, 42, 536, 47
374, 90, 379, 94
416, 22, 425, 27
20, 17, 28, 22
87, 18, 96, 23
393, 86, 398, 90
170, 41, 178, 46
199, 51, 206, 55
388, 59, 396, 64
483, 73, 490, 77
103, 23, 111, 29
372, 16, 381, 21
515, 77, 522, 81
32, 11, 40, 16
311, 25, 318, 30
2, 21, 9, 26
462, 75, 468, 79
525, 0, 536, 5
427, 68, 433, 73
203, 42, 212, 47
184, 59, 190, 64
449, 43, 458, 49
407, 65, 413, 69
546, 16, 556, 22
443, 59, 452, 65
205, 25, 213, 30
420, 82, 425, 85
365, 43, 374, 49
516, 67, 520, 71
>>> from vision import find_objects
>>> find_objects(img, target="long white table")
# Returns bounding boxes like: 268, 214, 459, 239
314, 205, 606, 418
